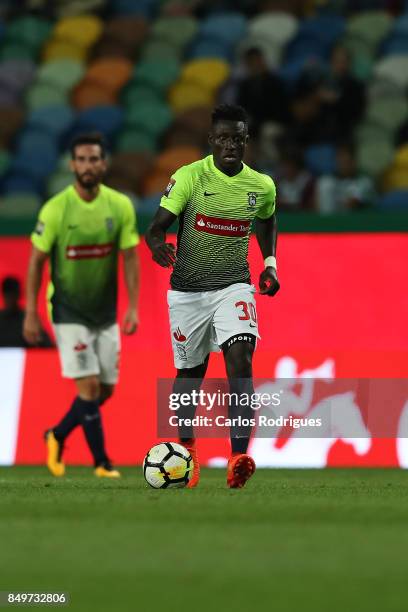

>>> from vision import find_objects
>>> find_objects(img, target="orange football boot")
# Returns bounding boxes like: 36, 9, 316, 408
183, 439, 200, 488
227, 453, 256, 488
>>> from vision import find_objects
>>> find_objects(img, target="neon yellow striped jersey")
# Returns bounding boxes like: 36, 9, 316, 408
31, 184, 139, 326
160, 155, 276, 291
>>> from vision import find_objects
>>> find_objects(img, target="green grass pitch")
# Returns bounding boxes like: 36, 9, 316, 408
1, 467, 408, 612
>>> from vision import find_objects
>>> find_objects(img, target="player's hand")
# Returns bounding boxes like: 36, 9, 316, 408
259, 267, 280, 296
151, 243, 176, 268
122, 307, 138, 335
23, 311, 43, 345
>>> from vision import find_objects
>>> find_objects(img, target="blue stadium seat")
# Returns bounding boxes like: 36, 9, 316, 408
305, 144, 337, 176
13, 129, 58, 180
377, 190, 408, 210
112, 0, 159, 18
300, 16, 345, 48
393, 14, 408, 35
382, 35, 408, 56
200, 13, 247, 47
75, 106, 124, 136
285, 34, 329, 64
285, 16, 344, 65
2, 172, 43, 195
188, 37, 233, 61
27, 106, 75, 139
280, 57, 323, 84
62, 107, 123, 151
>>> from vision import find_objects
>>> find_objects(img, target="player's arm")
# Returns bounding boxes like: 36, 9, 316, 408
255, 178, 280, 297
145, 208, 178, 268
121, 247, 139, 335
146, 168, 191, 268
120, 198, 140, 335
23, 246, 49, 345
24, 205, 58, 344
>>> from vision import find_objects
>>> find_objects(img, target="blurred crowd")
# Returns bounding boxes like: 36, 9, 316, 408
229, 44, 375, 212
1, 0, 408, 221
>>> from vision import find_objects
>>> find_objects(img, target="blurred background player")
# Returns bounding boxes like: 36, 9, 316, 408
23, 133, 140, 478
146, 104, 280, 489
0, 275, 53, 348
317, 142, 376, 212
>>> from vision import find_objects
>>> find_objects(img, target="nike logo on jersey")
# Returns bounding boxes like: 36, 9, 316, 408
249, 323, 257, 328
204, 191, 218, 196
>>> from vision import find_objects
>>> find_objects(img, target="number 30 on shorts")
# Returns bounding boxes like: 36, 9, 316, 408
235, 301, 257, 322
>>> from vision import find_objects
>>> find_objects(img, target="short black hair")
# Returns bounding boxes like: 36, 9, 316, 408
211, 104, 248, 127
70, 132, 107, 159
2, 276, 20, 296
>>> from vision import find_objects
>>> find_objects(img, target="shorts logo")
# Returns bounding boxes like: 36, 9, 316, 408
106, 217, 114, 232
66, 243, 113, 260
226, 334, 256, 349
176, 344, 187, 361
74, 342, 88, 370
194, 214, 250, 237
164, 179, 176, 197
74, 342, 87, 352
247, 192, 257, 209
173, 327, 186, 342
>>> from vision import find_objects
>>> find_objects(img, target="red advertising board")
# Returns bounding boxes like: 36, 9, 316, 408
0, 234, 407, 467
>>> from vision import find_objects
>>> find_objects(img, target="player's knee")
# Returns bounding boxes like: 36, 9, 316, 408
76, 375, 101, 401
224, 342, 254, 378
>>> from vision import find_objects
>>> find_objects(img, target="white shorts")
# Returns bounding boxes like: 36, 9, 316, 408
167, 282, 260, 369
53, 323, 120, 384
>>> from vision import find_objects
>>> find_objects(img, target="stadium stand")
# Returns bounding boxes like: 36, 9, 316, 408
1, 0, 408, 232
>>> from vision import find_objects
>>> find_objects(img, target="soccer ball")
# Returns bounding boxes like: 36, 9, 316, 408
143, 442, 194, 489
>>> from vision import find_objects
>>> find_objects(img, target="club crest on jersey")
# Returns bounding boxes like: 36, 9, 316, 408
105, 217, 114, 232
247, 192, 257, 209
164, 178, 176, 197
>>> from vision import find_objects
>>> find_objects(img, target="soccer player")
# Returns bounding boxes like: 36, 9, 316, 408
23, 133, 140, 478
146, 105, 279, 488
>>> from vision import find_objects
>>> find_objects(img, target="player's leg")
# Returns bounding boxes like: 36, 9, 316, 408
168, 289, 214, 487
213, 283, 259, 488
224, 339, 255, 453
91, 324, 121, 477
46, 324, 99, 476
73, 374, 118, 477
174, 356, 209, 488
223, 340, 256, 488
175, 356, 210, 441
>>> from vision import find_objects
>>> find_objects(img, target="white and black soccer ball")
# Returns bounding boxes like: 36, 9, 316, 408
143, 442, 194, 489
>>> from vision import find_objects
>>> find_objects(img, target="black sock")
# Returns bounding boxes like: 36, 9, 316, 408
229, 378, 254, 455
173, 377, 200, 441
77, 397, 109, 466
53, 396, 82, 441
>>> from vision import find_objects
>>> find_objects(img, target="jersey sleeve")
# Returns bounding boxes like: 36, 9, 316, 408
159, 166, 193, 216
31, 201, 60, 253
256, 176, 276, 220
119, 197, 140, 249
